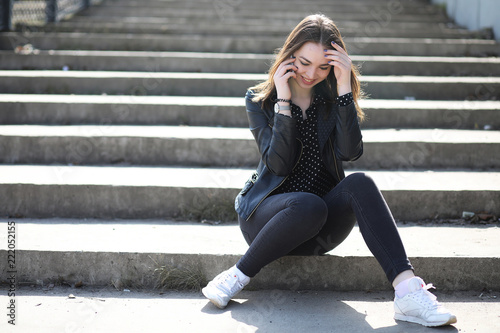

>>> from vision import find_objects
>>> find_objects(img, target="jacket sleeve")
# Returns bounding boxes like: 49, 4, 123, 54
334, 102, 363, 161
245, 90, 300, 176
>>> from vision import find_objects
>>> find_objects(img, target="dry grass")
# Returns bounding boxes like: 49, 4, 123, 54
153, 264, 207, 292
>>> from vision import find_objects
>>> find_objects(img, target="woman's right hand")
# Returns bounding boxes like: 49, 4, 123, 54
273, 57, 297, 100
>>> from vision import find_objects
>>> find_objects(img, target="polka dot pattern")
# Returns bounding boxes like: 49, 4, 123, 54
272, 94, 335, 197
336, 92, 353, 107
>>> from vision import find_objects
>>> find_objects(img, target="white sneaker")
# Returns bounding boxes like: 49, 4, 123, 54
202, 269, 249, 309
394, 277, 457, 327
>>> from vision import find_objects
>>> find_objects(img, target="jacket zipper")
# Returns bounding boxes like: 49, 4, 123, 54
246, 138, 303, 221
328, 138, 341, 181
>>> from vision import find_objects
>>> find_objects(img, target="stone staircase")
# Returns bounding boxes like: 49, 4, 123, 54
0, 0, 499, 291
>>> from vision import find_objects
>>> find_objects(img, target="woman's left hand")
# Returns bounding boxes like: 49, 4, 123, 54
324, 41, 352, 95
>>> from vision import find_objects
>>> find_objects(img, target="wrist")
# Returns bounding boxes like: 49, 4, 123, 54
337, 85, 351, 96
275, 90, 291, 100
335, 92, 353, 107
277, 110, 292, 117
274, 101, 292, 117
276, 98, 292, 103
275, 97, 291, 109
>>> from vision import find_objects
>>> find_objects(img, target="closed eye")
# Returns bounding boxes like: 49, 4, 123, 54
300, 61, 329, 71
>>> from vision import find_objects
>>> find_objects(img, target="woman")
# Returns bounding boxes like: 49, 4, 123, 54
202, 14, 457, 328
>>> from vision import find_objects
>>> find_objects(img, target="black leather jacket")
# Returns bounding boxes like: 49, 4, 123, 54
235, 89, 363, 221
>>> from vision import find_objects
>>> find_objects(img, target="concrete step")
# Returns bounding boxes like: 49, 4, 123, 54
70, 7, 452, 25
1, 219, 498, 291
0, 165, 498, 220
355, 55, 500, 76
0, 51, 273, 74
96, 0, 443, 13
67, 15, 452, 29
113, 0, 434, 4
99, 0, 436, 6
2, 51, 499, 76
361, 100, 500, 129
76, 6, 450, 23
2, 33, 498, 56
41, 21, 476, 39
0, 126, 498, 170
1, 95, 498, 130
3, 288, 498, 333
1, 70, 499, 100
73, 9, 451, 23
80, 0, 444, 12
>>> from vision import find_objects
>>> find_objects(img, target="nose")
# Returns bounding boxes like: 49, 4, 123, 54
306, 67, 315, 78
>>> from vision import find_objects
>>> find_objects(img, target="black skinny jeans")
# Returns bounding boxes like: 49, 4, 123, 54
237, 172, 413, 283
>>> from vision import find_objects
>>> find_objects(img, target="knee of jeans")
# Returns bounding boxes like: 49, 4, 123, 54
286, 193, 328, 226
347, 172, 377, 190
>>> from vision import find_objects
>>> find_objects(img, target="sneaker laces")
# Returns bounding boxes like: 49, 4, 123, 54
213, 272, 243, 295
411, 283, 441, 310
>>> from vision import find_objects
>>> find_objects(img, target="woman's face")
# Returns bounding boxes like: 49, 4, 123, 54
291, 42, 332, 90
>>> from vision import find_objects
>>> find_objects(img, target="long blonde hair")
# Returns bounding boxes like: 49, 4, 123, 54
251, 14, 365, 121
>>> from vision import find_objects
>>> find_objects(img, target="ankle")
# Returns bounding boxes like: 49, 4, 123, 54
395, 277, 414, 298
392, 270, 415, 288
229, 265, 250, 285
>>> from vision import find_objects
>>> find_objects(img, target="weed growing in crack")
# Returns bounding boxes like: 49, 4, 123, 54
153, 264, 207, 292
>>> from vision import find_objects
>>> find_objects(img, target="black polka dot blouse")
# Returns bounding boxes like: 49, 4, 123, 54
272, 92, 353, 197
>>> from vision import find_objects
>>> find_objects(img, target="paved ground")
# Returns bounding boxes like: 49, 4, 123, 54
1, 285, 499, 332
